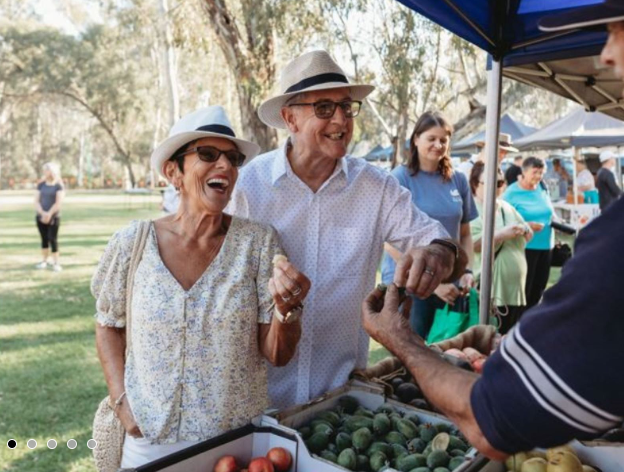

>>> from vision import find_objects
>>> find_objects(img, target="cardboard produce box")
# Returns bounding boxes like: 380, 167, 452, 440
123, 424, 298, 472
261, 381, 485, 472
478, 440, 624, 472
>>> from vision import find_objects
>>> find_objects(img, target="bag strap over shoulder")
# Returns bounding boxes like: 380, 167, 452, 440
124, 220, 151, 358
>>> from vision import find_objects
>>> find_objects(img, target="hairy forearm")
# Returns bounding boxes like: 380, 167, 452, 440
95, 324, 126, 398
390, 337, 507, 461
259, 314, 301, 367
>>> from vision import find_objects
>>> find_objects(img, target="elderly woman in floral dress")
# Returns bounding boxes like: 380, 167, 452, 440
93, 106, 310, 468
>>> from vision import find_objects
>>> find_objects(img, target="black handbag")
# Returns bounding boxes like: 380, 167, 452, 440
551, 241, 572, 267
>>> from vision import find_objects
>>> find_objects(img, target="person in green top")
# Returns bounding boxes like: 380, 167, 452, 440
469, 162, 533, 333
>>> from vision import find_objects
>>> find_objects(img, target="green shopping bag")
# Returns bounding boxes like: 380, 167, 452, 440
426, 288, 480, 344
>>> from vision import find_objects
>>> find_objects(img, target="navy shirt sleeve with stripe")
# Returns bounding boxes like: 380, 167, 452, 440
470, 197, 624, 453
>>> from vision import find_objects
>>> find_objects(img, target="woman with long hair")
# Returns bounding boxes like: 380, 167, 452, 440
469, 162, 533, 333
34, 162, 65, 271
381, 111, 478, 338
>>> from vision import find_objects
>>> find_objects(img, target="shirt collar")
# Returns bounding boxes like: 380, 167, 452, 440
271, 139, 350, 186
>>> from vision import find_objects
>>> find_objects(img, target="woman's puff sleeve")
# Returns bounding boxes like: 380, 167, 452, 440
91, 224, 137, 328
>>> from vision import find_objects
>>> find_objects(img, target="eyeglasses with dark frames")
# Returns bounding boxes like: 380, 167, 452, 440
177, 146, 246, 167
287, 100, 362, 119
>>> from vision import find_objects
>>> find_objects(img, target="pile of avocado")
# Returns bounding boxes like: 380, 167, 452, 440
299, 396, 470, 472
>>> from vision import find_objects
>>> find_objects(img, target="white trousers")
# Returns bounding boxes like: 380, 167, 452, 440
121, 434, 202, 468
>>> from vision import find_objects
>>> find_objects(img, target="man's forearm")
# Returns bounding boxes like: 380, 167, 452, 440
389, 337, 507, 461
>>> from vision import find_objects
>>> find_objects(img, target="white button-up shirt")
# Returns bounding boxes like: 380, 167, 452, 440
228, 143, 448, 409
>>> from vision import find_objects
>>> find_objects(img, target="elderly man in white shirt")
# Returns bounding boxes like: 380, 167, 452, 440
228, 50, 466, 409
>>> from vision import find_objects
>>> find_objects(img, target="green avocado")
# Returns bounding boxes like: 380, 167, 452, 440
426, 450, 451, 469
337, 448, 358, 471
352, 427, 373, 451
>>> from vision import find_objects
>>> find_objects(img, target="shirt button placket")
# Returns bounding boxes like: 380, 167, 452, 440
177, 293, 190, 440
296, 193, 319, 404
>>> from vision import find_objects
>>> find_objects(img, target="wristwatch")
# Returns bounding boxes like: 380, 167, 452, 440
274, 303, 304, 324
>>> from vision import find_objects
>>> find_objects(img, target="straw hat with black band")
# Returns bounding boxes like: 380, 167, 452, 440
539, 0, 624, 32
151, 106, 261, 178
258, 50, 375, 129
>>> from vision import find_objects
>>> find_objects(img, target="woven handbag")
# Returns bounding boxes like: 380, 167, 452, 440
92, 220, 151, 472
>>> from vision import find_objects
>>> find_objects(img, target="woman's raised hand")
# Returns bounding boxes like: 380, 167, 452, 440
269, 255, 311, 315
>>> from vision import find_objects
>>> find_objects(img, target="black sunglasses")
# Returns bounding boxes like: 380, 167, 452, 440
287, 100, 362, 119
177, 146, 246, 167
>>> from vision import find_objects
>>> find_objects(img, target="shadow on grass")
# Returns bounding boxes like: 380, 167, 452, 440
1, 328, 95, 353
1, 280, 93, 325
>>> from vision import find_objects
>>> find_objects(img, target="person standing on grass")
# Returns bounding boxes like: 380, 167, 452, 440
34, 162, 65, 272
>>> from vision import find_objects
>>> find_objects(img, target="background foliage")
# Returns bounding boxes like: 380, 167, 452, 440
0, 0, 574, 188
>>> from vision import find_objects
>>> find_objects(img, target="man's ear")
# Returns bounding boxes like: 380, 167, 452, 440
163, 160, 183, 189
281, 107, 298, 133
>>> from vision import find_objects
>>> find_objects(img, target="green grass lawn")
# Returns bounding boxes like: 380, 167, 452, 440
0, 191, 566, 471
0, 192, 161, 472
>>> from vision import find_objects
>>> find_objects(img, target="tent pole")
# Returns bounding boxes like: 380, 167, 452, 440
479, 58, 503, 325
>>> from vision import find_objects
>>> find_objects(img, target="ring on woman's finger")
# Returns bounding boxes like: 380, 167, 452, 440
424, 267, 435, 277
281, 294, 292, 302
292, 286, 302, 296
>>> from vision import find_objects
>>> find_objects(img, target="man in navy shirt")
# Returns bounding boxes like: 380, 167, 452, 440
362, 3, 624, 460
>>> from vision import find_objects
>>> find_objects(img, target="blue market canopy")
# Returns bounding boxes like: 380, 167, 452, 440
452, 113, 537, 154
515, 106, 624, 150
396, 0, 624, 121
363, 144, 391, 161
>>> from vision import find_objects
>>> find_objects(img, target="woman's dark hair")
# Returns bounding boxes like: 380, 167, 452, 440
408, 111, 454, 182
469, 161, 505, 195
469, 161, 485, 195
167, 141, 195, 173
522, 156, 545, 171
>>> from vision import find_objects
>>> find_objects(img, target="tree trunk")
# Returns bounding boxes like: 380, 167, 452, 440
158, 0, 180, 127
201, 0, 277, 154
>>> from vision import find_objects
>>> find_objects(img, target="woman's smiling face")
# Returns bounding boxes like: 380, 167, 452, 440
414, 126, 450, 167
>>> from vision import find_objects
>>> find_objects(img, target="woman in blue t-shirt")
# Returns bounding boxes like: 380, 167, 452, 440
381, 111, 478, 338
34, 162, 65, 271
503, 156, 554, 310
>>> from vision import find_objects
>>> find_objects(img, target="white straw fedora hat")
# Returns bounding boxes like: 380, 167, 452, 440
258, 50, 375, 129
151, 106, 261, 178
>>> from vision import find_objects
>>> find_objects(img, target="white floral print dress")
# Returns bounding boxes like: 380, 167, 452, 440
92, 217, 283, 444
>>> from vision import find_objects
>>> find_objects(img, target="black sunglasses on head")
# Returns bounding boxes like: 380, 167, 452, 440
287, 99, 362, 119
177, 145, 246, 167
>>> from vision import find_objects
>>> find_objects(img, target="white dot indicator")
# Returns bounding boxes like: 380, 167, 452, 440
87, 439, 97, 449
27, 439, 37, 449
67, 439, 77, 449
47, 439, 57, 449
